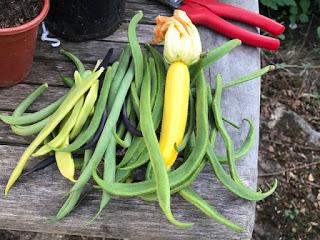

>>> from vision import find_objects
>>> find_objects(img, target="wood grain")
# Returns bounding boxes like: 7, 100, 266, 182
0, 0, 263, 239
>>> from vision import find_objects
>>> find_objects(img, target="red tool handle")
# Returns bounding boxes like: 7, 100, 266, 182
179, 3, 281, 50
184, 0, 285, 36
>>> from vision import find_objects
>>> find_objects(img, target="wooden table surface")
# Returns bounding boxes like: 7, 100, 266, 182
0, 0, 261, 239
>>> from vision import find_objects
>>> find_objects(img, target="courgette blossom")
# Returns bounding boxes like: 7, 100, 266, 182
153, 10, 202, 65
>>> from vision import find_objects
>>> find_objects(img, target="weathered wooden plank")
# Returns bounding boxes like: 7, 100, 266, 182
0, 145, 256, 240
123, 1, 169, 23
25, 59, 83, 87
35, 41, 126, 63
102, 22, 154, 43
0, 84, 67, 112
0, 111, 33, 146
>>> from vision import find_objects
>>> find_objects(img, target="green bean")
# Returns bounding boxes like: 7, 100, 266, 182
129, 11, 144, 95
212, 73, 241, 183
207, 141, 277, 201
13, 83, 48, 116
145, 161, 153, 180
129, 83, 140, 117
11, 116, 50, 137
5, 69, 103, 194
33, 96, 85, 156
206, 83, 240, 130
91, 137, 116, 221
70, 62, 134, 194
60, 49, 85, 74
70, 80, 99, 140
119, 149, 149, 171
179, 187, 243, 232
149, 57, 158, 109
145, 44, 166, 128
139, 57, 192, 228
54, 149, 93, 221
107, 45, 131, 112
74, 158, 84, 170
116, 52, 165, 169
92, 69, 208, 198
0, 83, 48, 127
190, 39, 242, 77
81, 149, 93, 173
112, 127, 131, 148
115, 169, 132, 183
60, 63, 118, 152
116, 138, 144, 168
217, 119, 255, 164
142, 159, 207, 201
62, 76, 74, 88
223, 65, 275, 89
0, 97, 65, 126
222, 117, 240, 130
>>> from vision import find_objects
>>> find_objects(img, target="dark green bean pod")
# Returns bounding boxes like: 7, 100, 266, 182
207, 140, 277, 201
179, 187, 243, 232
139, 56, 192, 228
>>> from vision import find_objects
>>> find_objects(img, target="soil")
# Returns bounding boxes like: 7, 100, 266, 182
253, 16, 320, 240
0, 0, 43, 28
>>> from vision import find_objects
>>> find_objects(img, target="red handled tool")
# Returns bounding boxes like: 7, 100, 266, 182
157, 0, 285, 50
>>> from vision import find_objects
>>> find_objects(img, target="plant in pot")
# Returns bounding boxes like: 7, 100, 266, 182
0, 0, 50, 87
46, 0, 125, 41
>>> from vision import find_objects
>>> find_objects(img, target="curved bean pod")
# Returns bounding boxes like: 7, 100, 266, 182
91, 137, 116, 221
60, 49, 85, 74
11, 116, 50, 136
55, 149, 93, 221
212, 73, 240, 183
207, 142, 277, 201
128, 11, 144, 94
5, 69, 103, 194
0, 96, 65, 126
119, 149, 149, 171
70, 62, 134, 195
179, 187, 243, 232
223, 65, 275, 89
60, 64, 118, 152
70, 80, 99, 140
190, 39, 242, 77
92, 69, 208, 197
139, 57, 192, 228
107, 46, 131, 112
217, 119, 255, 164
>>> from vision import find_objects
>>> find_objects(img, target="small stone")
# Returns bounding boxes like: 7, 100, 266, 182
308, 173, 314, 182
269, 145, 275, 153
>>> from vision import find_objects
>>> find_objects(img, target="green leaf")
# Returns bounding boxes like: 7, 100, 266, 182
317, 26, 320, 39
299, 13, 309, 23
299, 0, 310, 14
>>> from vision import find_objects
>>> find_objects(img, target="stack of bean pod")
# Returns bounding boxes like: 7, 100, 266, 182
1, 12, 277, 231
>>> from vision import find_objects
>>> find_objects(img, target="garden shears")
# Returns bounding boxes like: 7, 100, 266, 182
157, 0, 285, 50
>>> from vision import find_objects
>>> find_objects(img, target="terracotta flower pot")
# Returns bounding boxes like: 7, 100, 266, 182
0, 0, 50, 87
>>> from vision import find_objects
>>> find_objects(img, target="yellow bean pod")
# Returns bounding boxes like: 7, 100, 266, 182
55, 137, 76, 182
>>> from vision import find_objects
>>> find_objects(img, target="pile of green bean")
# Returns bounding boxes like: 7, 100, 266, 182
0, 11, 277, 231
